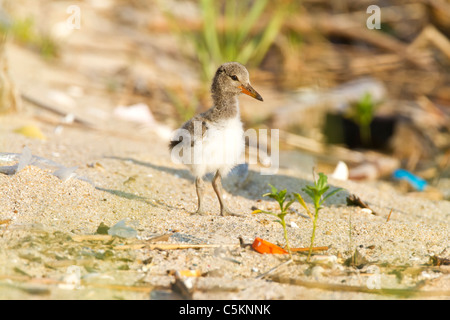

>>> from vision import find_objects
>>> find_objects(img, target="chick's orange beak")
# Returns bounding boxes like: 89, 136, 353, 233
239, 84, 263, 101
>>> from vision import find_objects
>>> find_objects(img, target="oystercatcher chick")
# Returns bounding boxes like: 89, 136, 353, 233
169, 62, 263, 216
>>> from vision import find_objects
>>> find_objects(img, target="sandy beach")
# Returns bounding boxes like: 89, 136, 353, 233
0, 0, 449, 300
1, 109, 449, 299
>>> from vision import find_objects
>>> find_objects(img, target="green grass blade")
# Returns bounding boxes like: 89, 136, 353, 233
236, 0, 268, 44
201, 0, 222, 64
251, 3, 289, 65
223, 0, 238, 61
235, 40, 257, 64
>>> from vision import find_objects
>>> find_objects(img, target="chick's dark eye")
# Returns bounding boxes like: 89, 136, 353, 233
230, 75, 239, 81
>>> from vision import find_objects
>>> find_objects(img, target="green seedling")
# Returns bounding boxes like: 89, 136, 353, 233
294, 173, 342, 262
253, 184, 295, 259
349, 92, 377, 146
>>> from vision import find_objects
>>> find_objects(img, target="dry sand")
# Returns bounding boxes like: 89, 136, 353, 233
0, 111, 449, 300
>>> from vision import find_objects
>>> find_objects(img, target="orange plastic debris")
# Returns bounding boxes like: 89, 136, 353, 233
252, 237, 329, 254
252, 237, 288, 254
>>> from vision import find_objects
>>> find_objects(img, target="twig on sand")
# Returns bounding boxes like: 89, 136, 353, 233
71, 234, 240, 251
269, 275, 450, 298
290, 246, 329, 253
20, 92, 95, 128
255, 259, 293, 280
0, 274, 154, 293
114, 243, 240, 251
71, 234, 113, 242
386, 209, 393, 222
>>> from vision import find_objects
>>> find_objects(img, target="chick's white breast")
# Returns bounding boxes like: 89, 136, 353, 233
190, 116, 244, 177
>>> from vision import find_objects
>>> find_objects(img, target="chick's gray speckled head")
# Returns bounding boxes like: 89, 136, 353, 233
211, 62, 263, 102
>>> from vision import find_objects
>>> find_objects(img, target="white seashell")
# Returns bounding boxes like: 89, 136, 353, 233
331, 161, 349, 181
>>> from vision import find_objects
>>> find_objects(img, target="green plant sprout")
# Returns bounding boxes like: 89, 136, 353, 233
349, 92, 377, 146
294, 173, 342, 262
253, 184, 295, 259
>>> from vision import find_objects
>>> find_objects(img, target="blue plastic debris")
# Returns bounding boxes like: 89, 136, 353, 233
392, 169, 427, 191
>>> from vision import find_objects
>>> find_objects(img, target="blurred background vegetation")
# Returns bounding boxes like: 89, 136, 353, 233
0, 0, 449, 198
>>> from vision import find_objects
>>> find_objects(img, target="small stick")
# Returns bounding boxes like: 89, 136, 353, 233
386, 209, 393, 222
71, 234, 240, 250
0, 274, 154, 293
290, 246, 329, 253
147, 234, 171, 242
269, 275, 450, 298
255, 259, 292, 280
71, 235, 113, 242
115, 243, 240, 251
21, 92, 95, 128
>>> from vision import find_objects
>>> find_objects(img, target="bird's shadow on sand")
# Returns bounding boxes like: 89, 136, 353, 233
104, 156, 348, 208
